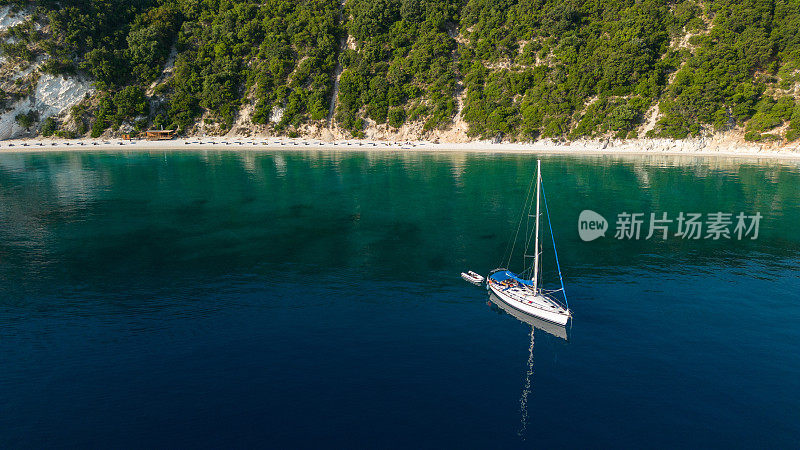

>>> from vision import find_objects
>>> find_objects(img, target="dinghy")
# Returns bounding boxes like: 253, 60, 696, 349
486, 160, 572, 325
460, 271, 484, 285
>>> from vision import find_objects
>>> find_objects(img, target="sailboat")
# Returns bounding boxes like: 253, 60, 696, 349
486, 160, 572, 325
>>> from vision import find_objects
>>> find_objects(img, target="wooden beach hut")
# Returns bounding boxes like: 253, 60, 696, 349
143, 129, 176, 140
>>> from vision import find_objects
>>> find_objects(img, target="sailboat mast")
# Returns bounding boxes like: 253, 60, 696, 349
532, 160, 541, 293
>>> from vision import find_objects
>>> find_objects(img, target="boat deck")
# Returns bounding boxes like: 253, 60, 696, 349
487, 270, 568, 315
499, 285, 564, 312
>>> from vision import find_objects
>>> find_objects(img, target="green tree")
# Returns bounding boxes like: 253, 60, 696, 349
388, 107, 406, 128
41, 117, 58, 136
114, 86, 149, 122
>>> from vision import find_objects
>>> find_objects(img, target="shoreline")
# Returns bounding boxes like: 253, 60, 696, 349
2, 137, 800, 161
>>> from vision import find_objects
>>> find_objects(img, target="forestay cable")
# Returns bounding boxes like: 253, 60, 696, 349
540, 182, 568, 310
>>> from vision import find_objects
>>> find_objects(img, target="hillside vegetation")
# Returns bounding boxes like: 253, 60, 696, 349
2, 0, 800, 143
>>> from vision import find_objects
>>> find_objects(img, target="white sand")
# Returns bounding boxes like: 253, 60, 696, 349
1, 136, 800, 162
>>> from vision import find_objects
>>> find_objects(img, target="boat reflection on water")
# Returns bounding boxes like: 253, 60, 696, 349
487, 293, 568, 439
487, 293, 569, 340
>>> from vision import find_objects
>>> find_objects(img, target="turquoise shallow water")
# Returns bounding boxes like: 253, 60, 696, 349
1, 151, 799, 447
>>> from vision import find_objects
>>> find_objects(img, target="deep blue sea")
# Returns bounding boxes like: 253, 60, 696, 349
1, 151, 798, 447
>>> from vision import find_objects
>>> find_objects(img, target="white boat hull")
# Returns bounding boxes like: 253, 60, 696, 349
487, 293, 568, 340
487, 283, 571, 326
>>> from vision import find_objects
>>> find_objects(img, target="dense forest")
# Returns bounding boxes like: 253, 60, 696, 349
2, 0, 800, 142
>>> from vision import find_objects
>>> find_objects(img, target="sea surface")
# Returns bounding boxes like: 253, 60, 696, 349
1, 150, 799, 448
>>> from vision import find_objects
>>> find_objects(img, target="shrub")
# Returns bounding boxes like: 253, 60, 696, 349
15, 110, 38, 130
759, 133, 782, 141
41, 117, 58, 136
91, 120, 106, 138
114, 86, 149, 122
387, 107, 406, 128
744, 131, 762, 142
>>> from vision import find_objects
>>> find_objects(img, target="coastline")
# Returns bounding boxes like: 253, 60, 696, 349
2, 136, 800, 161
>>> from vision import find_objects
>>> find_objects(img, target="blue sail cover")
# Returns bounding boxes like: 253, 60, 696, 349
487, 270, 534, 287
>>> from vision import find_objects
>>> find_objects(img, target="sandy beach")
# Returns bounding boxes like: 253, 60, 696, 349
2, 136, 800, 160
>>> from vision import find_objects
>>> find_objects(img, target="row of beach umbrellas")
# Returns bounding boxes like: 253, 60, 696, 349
1, 140, 424, 148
